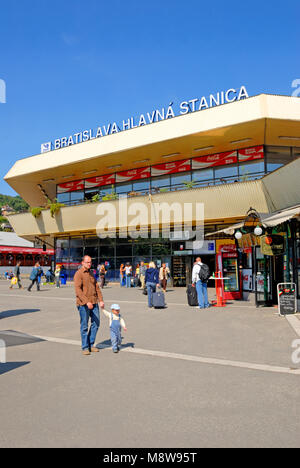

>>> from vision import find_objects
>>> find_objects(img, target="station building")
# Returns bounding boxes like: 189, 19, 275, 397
4, 93, 300, 307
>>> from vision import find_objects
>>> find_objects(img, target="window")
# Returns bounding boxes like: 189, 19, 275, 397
132, 180, 150, 193
84, 188, 99, 201
239, 160, 265, 178
192, 169, 213, 183
56, 238, 69, 261
170, 172, 191, 187
116, 243, 132, 257
266, 146, 293, 173
214, 165, 238, 182
57, 192, 70, 203
70, 190, 84, 203
116, 183, 133, 194
151, 176, 170, 189
70, 237, 83, 261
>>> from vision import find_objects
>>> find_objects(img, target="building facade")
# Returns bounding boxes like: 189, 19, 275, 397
4, 94, 300, 306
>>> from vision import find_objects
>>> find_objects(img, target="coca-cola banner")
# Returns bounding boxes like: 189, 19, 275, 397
85, 173, 115, 189
57, 180, 84, 193
151, 159, 191, 177
116, 167, 151, 183
238, 145, 264, 162
192, 151, 237, 170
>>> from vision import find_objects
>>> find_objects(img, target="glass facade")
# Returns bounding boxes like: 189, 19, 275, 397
57, 144, 300, 206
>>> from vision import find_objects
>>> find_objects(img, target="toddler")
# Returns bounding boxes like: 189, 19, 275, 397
102, 304, 127, 353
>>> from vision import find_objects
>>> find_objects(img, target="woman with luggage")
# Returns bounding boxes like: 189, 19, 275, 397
145, 262, 160, 308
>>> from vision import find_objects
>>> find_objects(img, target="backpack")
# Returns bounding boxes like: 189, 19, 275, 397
198, 264, 210, 283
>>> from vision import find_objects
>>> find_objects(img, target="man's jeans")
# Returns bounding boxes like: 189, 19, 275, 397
77, 304, 100, 350
146, 282, 156, 307
195, 280, 209, 308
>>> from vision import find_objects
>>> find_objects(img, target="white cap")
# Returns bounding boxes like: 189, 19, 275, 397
111, 303, 120, 310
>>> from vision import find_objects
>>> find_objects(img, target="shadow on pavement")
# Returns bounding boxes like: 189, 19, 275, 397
0, 309, 40, 319
0, 330, 45, 347
0, 361, 30, 375
96, 338, 135, 350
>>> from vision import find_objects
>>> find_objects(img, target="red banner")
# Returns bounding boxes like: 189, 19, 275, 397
0, 246, 54, 255
116, 167, 150, 183
85, 173, 115, 189
192, 151, 237, 170
57, 180, 84, 193
238, 145, 264, 162
151, 159, 191, 177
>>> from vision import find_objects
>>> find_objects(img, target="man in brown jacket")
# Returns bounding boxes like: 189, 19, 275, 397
74, 256, 105, 355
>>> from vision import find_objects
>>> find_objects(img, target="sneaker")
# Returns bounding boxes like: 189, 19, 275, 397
205, 304, 211, 308
82, 350, 91, 355
90, 347, 99, 353
113, 349, 119, 353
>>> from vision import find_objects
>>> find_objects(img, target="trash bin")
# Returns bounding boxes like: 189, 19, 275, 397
60, 273, 67, 285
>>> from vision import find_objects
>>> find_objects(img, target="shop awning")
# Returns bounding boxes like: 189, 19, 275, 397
206, 204, 300, 237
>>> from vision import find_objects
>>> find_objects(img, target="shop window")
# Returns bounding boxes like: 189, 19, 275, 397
85, 237, 99, 247
214, 165, 238, 183
192, 169, 213, 184
293, 147, 300, 159
133, 242, 151, 256
70, 237, 84, 261
56, 238, 69, 261
25, 254, 33, 266
6, 254, 14, 265
100, 245, 115, 258
0, 254, 4, 265
116, 243, 132, 257
16, 254, 24, 263
57, 192, 70, 204
85, 246, 98, 260
35, 255, 41, 263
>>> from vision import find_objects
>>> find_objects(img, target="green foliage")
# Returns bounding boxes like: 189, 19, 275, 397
0, 194, 29, 212
91, 193, 100, 202
30, 207, 43, 218
47, 199, 64, 218
102, 185, 118, 201
183, 181, 196, 189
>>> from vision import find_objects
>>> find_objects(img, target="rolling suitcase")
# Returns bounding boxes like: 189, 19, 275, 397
152, 290, 166, 309
187, 284, 198, 306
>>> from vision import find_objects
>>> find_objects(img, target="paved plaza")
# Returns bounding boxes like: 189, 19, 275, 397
1, 279, 300, 448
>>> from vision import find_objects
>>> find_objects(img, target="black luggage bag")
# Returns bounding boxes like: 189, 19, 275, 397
187, 284, 198, 306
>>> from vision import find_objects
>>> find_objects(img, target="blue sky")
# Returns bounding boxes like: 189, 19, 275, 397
0, 0, 299, 196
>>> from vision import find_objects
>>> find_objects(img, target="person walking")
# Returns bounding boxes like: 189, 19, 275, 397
55, 264, 61, 288
37, 265, 44, 288
192, 256, 211, 309
159, 263, 170, 293
102, 304, 127, 353
28, 263, 41, 292
10, 261, 23, 289
139, 261, 147, 290
99, 264, 106, 288
124, 262, 132, 288
145, 261, 160, 308
74, 255, 105, 355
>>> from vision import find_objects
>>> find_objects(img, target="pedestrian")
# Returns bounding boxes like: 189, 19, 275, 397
102, 304, 127, 353
145, 261, 160, 308
99, 264, 106, 288
55, 264, 61, 288
124, 262, 132, 288
10, 261, 23, 289
37, 265, 44, 287
139, 261, 147, 290
28, 262, 41, 292
192, 256, 211, 309
159, 263, 170, 293
119, 263, 125, 287
46, 267, 54, 283
74, 255, 105, 355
